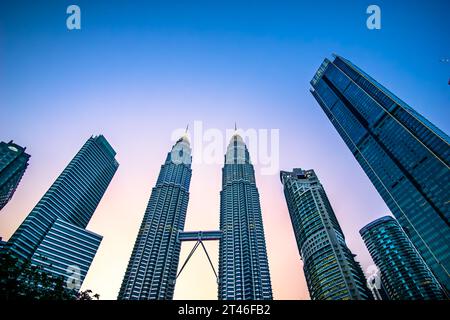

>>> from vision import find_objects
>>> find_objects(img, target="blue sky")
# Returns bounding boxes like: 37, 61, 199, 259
1, 1, 449, 122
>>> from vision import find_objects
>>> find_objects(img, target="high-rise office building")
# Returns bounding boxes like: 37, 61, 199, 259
310, 54, 450, 293
0, 141, 30, 211
280, 168, 372, 300
30, 219, 102, 287
360, 216, 445, 299
5, 135, 118, 288
118, 136, 192, 300
218, 133, 272, 300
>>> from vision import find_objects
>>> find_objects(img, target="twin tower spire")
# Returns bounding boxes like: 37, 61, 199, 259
118, 125, 273, 300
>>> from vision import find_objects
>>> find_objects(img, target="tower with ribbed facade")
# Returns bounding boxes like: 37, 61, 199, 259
6, 135, 118, 288
218, 132, 272, 300
360, 216, 446, 300
280, 168, 372, 300
310, 55, 450, 294
118, 135, 192, 300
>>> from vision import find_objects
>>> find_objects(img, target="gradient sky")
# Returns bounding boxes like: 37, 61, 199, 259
0, 0, 449, 300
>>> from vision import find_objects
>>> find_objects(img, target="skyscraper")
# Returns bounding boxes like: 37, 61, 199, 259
310, 54, 450, 293
30, 219, 103, 288
118, 135, 192, 300
360, 216, 446, 299
0, 141, 30, 211
6, 135, 118, 288
280, 168, 372, 300
218, 132, 272, 300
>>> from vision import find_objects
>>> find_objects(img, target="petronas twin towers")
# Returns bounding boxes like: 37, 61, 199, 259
118, 132, 273, 300
118, 135, 192, 299
219, 134, 272, 300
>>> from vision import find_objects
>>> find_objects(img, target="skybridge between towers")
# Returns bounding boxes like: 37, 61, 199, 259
174, 230, 222, 285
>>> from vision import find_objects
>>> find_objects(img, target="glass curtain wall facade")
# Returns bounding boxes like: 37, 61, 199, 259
310, 54, 450, 293
0, 141, 30, 211
360, 216, 446, 299
6, 135, 118, 287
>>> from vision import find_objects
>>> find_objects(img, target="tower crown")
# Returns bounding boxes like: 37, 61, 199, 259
169, 134, 192, 166
225, 132, 250, 165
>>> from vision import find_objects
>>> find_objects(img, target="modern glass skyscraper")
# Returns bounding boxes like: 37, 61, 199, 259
360, 216, 446, 300
218, 133, 272, 300
0, 141, 30, 211
30, 218, 103, 288
310, 54, 450, 294
281, 168, 372, 300
118, 136, 192, 300
6, 135, 118, 288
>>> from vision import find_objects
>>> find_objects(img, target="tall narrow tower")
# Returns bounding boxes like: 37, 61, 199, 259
118, 135, 192, 300
218, 132, 272, 300
281, 168, 372, 300
0, 141, 30, 211
310, 54, 450, 293
6, 135, 118, 288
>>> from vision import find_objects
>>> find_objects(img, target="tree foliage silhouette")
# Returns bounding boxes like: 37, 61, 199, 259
0, 252, 99, 300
